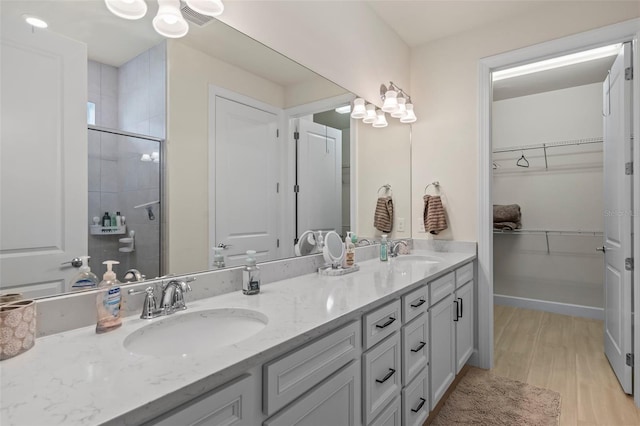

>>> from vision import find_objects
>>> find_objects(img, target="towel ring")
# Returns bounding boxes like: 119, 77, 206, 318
424, 181, 440, 195
378, 184, 392, 197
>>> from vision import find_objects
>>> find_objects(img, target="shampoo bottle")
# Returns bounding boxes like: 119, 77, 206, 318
102, 212, 111, 227
242, 250, 261, 295
96, 260, 122, 334
380, 235, 388, 262
70, 256, 98, 291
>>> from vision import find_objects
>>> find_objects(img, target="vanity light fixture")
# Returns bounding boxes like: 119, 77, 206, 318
350, 98, 366, 118
105, 0, 225, 38
23, 15, 48, 28
379, 81, 416, 124
372, 109, 388, 128
362, 103, 377, 124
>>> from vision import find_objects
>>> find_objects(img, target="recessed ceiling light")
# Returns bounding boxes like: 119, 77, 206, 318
23, 15, 48, 29
335, 105, 351, 114
493, 43, 622, 81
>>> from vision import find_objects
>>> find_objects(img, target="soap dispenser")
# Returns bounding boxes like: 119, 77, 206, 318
70, 256, 98, 291
213, 247, 225, 268
380, 235, 389, 262
242, 250, 261, 295
96, 260, 122, 334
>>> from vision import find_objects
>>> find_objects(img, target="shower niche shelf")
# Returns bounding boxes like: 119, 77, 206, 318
90, 225, 127, 236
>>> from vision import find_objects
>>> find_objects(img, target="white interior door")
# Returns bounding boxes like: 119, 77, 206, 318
0, 20, 87, 298
297, 119, 342, 236
603, 42, 633, 394
213, 96, 279, 267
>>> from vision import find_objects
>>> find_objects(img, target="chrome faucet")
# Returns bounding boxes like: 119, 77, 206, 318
123, 268, 145, 282
389, 240, 409, 257
128, 277, 195, 319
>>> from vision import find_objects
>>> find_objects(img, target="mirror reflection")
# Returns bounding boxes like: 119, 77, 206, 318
0, 1, 411, 299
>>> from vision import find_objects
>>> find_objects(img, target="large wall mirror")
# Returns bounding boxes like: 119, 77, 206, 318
0, 0, 411, 299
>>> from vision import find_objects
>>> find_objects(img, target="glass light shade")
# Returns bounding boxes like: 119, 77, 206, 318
185, 0, 224, 17
24, 15, 48, 28
372, 110, 388, 128
350, 98, 366, 119
381, 89, 398, 113
153, 0, 189, 38
400, 103, 417, 123
104, 0, 147, 20
362, 104, 377, 124
391, 97, 407, 118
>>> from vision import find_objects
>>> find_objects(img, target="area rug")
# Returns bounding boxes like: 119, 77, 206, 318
430, 367, 561, 425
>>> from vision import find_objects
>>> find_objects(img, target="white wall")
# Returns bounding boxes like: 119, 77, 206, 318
410, 3, 640, 242
356, 120, 411, 240
492, 83, 604, 308
217, 1, 410, 106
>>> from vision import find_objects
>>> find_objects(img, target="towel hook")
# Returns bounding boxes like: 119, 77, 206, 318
516, 151, 529, 168
378, 184, 392, 197
424, 181, 440, 195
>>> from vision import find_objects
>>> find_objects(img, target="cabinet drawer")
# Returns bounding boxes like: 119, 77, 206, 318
264, 360, 361, 426
370, 396, 401, 426
263, 320, 360, 416
401, 314, 428, 386
147, 374, 256, 426
402, 285, 428, 324
402, 368, 429, 426
363, 299, 401, 350
363, 333, 401, 425
429, 272, 454, 306
455, 262, 473, 288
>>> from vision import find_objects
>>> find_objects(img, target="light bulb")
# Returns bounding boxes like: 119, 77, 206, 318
362, 104, 377, 124
350, 98, 366, 119
372, 110, 388, 128
104, 0, 147, 20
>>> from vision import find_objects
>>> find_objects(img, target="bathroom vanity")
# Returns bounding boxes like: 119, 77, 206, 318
0, 249, 475, 426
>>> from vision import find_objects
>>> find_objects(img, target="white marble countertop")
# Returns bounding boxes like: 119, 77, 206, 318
0, 250, 475, 426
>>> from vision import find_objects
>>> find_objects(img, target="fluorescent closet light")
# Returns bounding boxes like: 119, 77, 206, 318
336, 105, 352, 114
493, 43, 622, 81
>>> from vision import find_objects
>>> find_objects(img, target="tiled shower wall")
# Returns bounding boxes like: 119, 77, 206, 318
87, 42, 165, 280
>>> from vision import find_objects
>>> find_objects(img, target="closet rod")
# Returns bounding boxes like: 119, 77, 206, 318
493, 229, 603, 254
492, 137, 603, 154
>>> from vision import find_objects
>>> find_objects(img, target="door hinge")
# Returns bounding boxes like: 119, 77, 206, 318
277, 129, 279, 138
276, 182, 280, 193
625, 67, 633, 81
625, 258, 634, 271
625, 162, 633, 175
293, 131, 300, 140
627, 353, 634, 367
294, 184, 300, 193
277, 239, 280, 248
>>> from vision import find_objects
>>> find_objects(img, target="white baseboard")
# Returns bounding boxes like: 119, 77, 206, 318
494, 294, 603, 320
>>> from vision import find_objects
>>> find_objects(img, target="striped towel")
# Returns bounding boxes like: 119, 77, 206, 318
374, 197, 393, 233
424, 195, 448, 235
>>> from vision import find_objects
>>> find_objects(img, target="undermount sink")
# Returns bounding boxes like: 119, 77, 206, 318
124, 308, 268, 357
393, 255, 443, 264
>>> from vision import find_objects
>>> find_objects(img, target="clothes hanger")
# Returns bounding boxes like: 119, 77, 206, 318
516, 151, 529, 168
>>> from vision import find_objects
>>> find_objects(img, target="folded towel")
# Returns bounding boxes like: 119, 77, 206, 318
374, 196, 394, 233
424, 195, 448, 235
493, 222, 522, 231
493, 204, 521, 223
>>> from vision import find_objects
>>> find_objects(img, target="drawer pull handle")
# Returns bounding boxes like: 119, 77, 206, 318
411, 341, 426, 352
376, 317, 396, 329
410, 299, 426, 308
411, 398, 426, 413
376, 368, 396, 384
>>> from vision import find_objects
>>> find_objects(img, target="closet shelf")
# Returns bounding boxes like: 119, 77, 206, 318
493, 228, 603, 254
493, 137, 603, 170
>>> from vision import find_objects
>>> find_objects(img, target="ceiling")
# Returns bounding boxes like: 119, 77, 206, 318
1, 1, 626, 99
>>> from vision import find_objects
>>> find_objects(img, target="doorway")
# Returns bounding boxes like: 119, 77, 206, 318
477, 19, 640, 406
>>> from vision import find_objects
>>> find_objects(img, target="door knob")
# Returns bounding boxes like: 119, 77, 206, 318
60, 257, 83, 268
596, 246, 607, 253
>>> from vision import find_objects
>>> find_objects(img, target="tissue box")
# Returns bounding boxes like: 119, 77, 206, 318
0, 299, 36, 360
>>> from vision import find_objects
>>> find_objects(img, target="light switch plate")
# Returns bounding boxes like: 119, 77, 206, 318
397, 218, 405, 232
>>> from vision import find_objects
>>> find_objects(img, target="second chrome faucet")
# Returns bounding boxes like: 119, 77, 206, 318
128, 277, 195, 319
